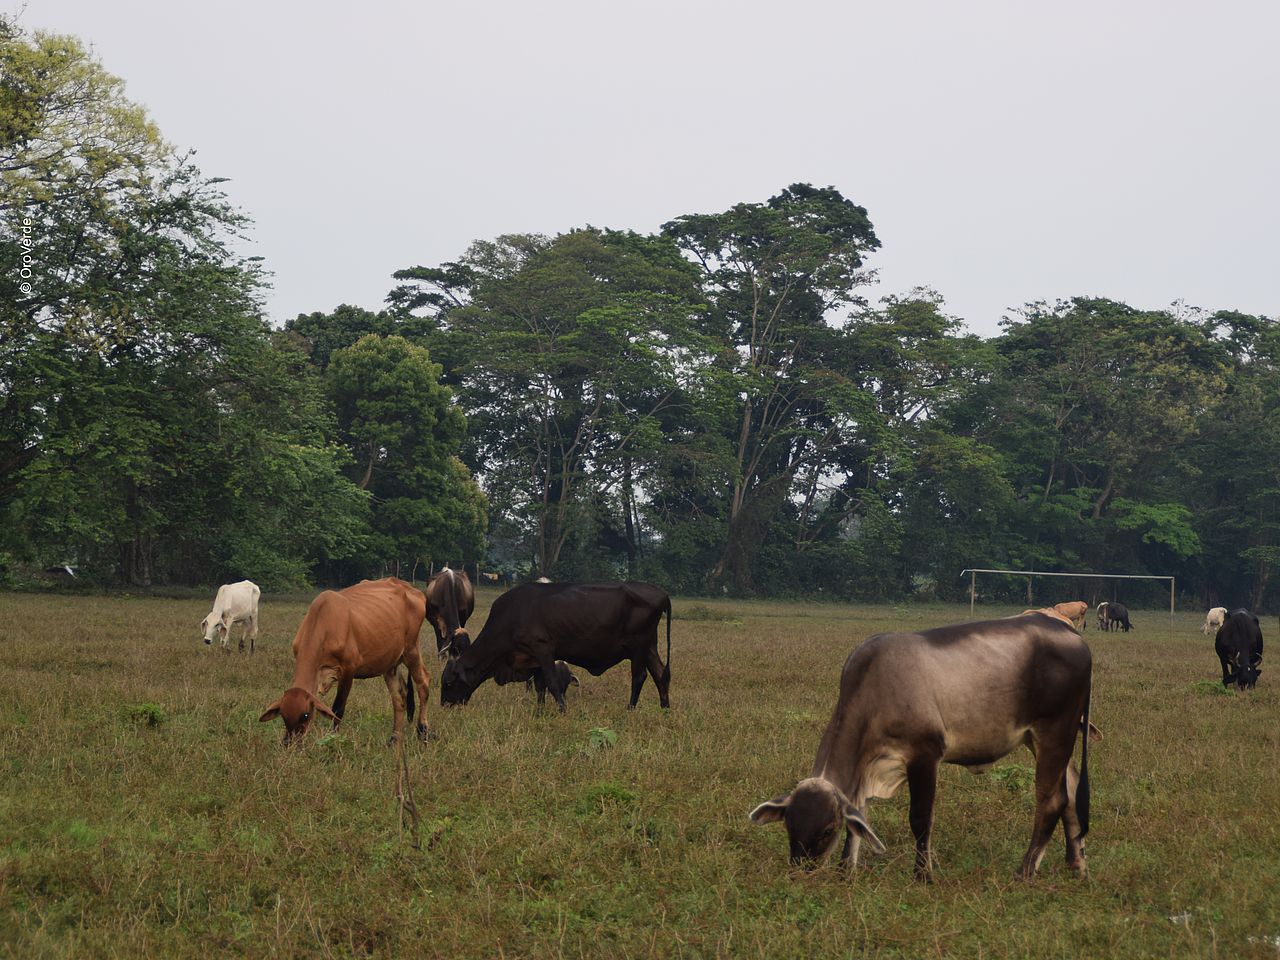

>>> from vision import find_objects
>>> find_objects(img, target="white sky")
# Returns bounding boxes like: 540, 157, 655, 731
19, 0, 1280, 336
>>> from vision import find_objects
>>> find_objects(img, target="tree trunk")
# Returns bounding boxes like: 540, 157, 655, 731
622, 457, 638, 574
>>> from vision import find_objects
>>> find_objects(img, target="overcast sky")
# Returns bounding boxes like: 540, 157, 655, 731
21, 0, 1280, 336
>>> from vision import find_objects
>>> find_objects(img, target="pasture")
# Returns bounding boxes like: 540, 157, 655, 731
1, 592, 1277, 959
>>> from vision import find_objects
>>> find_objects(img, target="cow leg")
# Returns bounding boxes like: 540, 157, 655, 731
628, 658, 647, 709
330, 675, 353, 725
645, 645, 670, 709
537, 657, 568, 712
1061, 760, 1087, 876
383, 668, 407, 746
907, 756, 941, 881
1017, 727, 1074, 880
402, 646, 433, 742
532, 672, 547, 706
238, 622, 245, 653
247, 616, 257, 654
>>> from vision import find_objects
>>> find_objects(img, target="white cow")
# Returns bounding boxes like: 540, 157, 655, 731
200, 580, 261, 652
1202, 606, 1227, 636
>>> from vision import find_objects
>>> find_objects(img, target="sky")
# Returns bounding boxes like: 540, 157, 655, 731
19, 0, 1280, 337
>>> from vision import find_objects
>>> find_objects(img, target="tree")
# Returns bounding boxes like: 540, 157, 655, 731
662, 184, 881, 592
390, 228, 708, 577
0, 21, 370, 587
326, 334, 486, 574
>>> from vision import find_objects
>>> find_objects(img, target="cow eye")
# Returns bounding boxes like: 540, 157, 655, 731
301, 712, 309, 721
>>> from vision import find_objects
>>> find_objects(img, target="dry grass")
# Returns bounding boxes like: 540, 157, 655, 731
1, 591, 1278, 958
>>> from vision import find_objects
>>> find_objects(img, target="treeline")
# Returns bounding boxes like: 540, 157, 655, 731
3, 22, 1277, 606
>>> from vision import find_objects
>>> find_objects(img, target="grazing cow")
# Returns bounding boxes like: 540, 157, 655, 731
526, 661, 580, 704
750, 612, 1092, 881
440, 581, 671, 712
259, 578, 431, 746
200, 580, 260, 652
1106, 601, 1132, 632
1202, 606, 1227, 636
1215, 609, 1263, 691
1096, 601, 1110, 632
425, 567, 475, 659
1053, 601, 1089, 631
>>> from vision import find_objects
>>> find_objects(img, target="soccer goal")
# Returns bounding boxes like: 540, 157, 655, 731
959, 568, 1175, 623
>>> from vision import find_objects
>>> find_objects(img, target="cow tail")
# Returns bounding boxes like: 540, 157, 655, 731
663, 596, 672, 683
441, 569, 462, 637
1078, 662, 1091, 839
404, 667, 416, 725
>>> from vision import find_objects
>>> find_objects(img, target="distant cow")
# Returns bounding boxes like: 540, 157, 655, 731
259, 578, 431, 745
1106, 601, 1132, 632
1202, 607, 1227, 636
1053, 601, 1089, 631
200, 580, 260, 652
1096, 602, 1109, 632
425, 567, 475, 659
750, 612, 1092, 881
526, 661, 580, 705
1215, 608, 1263, 691
440, 581, 671, 712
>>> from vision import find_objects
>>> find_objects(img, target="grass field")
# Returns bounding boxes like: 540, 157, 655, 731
1, 591, 1278, 958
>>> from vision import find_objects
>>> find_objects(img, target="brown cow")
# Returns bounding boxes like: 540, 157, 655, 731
426, 567, 475, 659
259, 578, 431, 746
1053, 601, 1089, 631
751, 613, 1092, 881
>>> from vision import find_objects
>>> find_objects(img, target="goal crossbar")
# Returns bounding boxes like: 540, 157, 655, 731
959, 568, 1175, 622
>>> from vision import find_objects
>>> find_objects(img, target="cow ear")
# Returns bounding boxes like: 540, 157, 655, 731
843, 808, 886, 854
259, 700, 281, 722
749, 794, 791, 824
311, 696, 338, 721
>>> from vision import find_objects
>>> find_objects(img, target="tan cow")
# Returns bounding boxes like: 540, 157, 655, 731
259, 578, 431, 746
1053, 601, 1089, 631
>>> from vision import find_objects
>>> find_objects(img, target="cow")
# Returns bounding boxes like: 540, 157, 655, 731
1106, 601, 1132, 632
1215, 608, 1263, 691
750, 612, 1092, 882
425, 567, 475, 659
526, 661, 580, 704
259, 578, 431, 746
1096, 601, 1110, 632
440, 581, 671, 712
1053, 601, 1089, 631
1202, 606, 1227, 636
200, 580, 260, 652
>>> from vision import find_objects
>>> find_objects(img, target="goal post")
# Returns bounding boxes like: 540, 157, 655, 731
959, 568, 1175, 624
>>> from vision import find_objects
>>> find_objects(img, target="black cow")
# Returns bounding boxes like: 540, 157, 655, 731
1215, 608, 1263, 691
1105, 601, 1132, 632
440, 581, 671, 712
526, 661, 580, 704
751, 613, 1093, 881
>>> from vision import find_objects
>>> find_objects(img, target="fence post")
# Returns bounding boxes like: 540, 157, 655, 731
970, 570, 976, 618
1170, 577, 1175, 626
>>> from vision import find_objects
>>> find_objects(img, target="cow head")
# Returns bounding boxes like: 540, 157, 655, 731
449, 628, 471, 659
440, 659, 474, 706
1230, 651, 1261, 691
259, 687, 337, 744
750, 777, 885, 868
200, 614, 228, 645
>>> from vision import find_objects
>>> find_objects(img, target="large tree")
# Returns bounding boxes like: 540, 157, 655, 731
389, 228, 707, 577
661, 184, 881, 592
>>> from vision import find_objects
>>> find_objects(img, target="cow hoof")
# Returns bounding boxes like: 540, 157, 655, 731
386, 735, 399, 748
416, 727, 434, 743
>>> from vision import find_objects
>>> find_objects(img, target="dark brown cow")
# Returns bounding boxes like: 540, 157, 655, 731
426, 567, 475, 659
440, 581, 671, 712
751, 612, 1092, 881
259, 578, 431, 745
